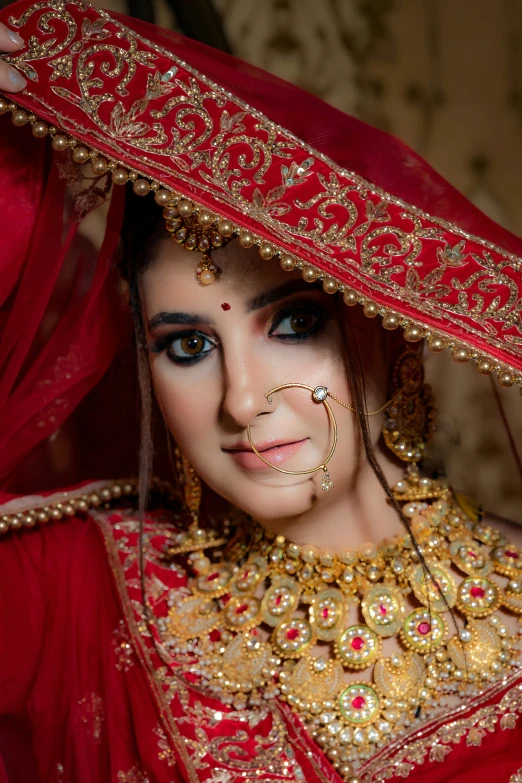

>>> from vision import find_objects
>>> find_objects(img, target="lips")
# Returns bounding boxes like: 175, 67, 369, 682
223, 437, 308, 470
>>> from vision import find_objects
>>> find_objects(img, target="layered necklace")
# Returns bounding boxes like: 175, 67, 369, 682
157, 472, 522, 780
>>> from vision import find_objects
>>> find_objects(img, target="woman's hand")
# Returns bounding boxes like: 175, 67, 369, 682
0, 21, 27, 92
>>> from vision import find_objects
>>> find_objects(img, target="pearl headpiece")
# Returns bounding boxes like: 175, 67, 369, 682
162, 196, 235, 285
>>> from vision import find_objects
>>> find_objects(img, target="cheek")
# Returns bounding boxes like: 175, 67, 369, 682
150, 361, 217, 446
304, 329, 349, 396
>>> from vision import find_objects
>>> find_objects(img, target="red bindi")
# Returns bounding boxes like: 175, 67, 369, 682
221, 302, 231, 311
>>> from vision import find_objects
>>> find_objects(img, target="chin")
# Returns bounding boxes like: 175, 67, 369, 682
216, 479, 318, 523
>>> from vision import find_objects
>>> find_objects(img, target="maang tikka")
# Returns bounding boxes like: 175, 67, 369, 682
162, 198, 235, 285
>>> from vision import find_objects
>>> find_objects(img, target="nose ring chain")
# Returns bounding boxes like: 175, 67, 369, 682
246, 384, 338, 492
246, 383, 400, 492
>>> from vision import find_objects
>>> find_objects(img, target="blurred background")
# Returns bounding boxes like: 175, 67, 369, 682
4, 0, 521, 519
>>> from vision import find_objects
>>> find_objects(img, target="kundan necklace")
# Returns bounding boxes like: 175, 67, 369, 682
157, 471, 522, 781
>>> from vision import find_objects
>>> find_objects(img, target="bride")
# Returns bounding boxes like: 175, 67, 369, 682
0, 4, 521, 782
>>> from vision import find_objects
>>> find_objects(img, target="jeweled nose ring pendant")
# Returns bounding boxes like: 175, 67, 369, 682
246, 384, 337, 492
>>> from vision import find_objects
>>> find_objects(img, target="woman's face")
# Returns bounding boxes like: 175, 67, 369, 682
141, 238, 391, 523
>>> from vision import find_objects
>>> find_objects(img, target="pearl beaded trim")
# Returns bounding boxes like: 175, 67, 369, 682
0, 96, 520, 394
0, 479, 138, 535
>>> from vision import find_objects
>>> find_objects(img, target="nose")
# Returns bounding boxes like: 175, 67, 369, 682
220, 348, 272, 430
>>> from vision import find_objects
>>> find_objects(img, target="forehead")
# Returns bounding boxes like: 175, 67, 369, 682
142, 235, 303, 307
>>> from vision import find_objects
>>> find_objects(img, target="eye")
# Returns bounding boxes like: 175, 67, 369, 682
151, 330, 217, 365
269, 305, 325, 340
168, 332, 216, 363
176, 335, 207, 356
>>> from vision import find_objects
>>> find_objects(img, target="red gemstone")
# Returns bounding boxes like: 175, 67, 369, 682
287, 628, 300, 640
207, 572, 220, 581
506, 550, 519, 559
468, 550, 476, 558
379, 605, 387, 616
470, 586, 485, 598
418, 622, 431, 635
322, 608, 329, 619
236, 603, 249, 614
275, 595, 282, 605
352, 696, 366, 709
351, 636, 364, 651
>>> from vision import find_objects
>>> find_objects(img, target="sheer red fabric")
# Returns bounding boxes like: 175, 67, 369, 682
1, 2, 522, 781
0, 121, 129, 489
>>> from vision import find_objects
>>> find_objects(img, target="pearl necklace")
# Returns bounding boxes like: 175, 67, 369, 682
157, 474, 522, 781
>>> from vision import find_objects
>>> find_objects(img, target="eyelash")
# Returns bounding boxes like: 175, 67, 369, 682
150, 329, 218, 365
268, 302, 327, 341
150, 302, 328, 366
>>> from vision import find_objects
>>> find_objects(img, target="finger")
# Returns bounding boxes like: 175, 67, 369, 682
0, 21, 27, 92
0, 61, 27, 91
0, 20, 24, 51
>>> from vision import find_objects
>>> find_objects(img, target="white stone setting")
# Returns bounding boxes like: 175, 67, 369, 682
313, 386, 328, 402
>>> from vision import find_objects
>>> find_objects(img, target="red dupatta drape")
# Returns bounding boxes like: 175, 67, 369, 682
0, 1, 522, 781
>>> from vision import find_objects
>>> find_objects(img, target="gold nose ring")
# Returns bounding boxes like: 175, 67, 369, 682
246, 384, 337, 492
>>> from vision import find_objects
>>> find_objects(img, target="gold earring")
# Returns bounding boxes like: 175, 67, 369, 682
166, 449, 228, 560
382, 349, 436, 464
174, 447, 202, 524
246, 384, 337, 492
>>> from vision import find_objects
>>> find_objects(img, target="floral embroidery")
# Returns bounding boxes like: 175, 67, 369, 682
117, 766, 150, 783
56, 152, 112, 218
363, 684, 522, 782
510, 768, 522, 783
96, 510, 314, 782
55, 763, 71, 783
76, 692, 105, 744
154, 725, 177, 767
4, 0, 522, 373
113, 619, 136, 672
94, 508, 522, 783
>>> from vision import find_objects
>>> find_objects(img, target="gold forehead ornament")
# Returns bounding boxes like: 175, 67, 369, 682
162, 198, 235, 285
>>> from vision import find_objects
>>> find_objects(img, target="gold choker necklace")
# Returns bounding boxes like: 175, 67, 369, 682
157, 474, 522, 781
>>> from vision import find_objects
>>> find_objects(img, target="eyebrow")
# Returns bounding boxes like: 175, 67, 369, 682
246, 279, 320, 312
148, 279, 321, 330
148, 311, 216, 329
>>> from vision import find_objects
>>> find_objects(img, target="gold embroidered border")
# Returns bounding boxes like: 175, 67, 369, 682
93, 512, 200, 783
361, 676, 522, 781
3, 0, 522, 371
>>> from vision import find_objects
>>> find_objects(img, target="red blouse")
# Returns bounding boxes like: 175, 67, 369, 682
0, 499, 521, 783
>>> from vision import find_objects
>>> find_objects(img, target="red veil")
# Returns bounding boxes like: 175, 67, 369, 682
0, 3, 522, 783
0, 0, 521, 493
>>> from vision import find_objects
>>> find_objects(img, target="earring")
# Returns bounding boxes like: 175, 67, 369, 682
166, 449, 227, 560
247, 384, 337, 492
382, 349, 436, 464
174, 447, 202, 524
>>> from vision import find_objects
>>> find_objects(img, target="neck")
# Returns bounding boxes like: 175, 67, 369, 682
259, 448, 407, 553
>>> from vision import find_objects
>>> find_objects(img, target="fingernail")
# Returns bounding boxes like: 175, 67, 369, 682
7, 30, 24, 46
8, 67, 27, 90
